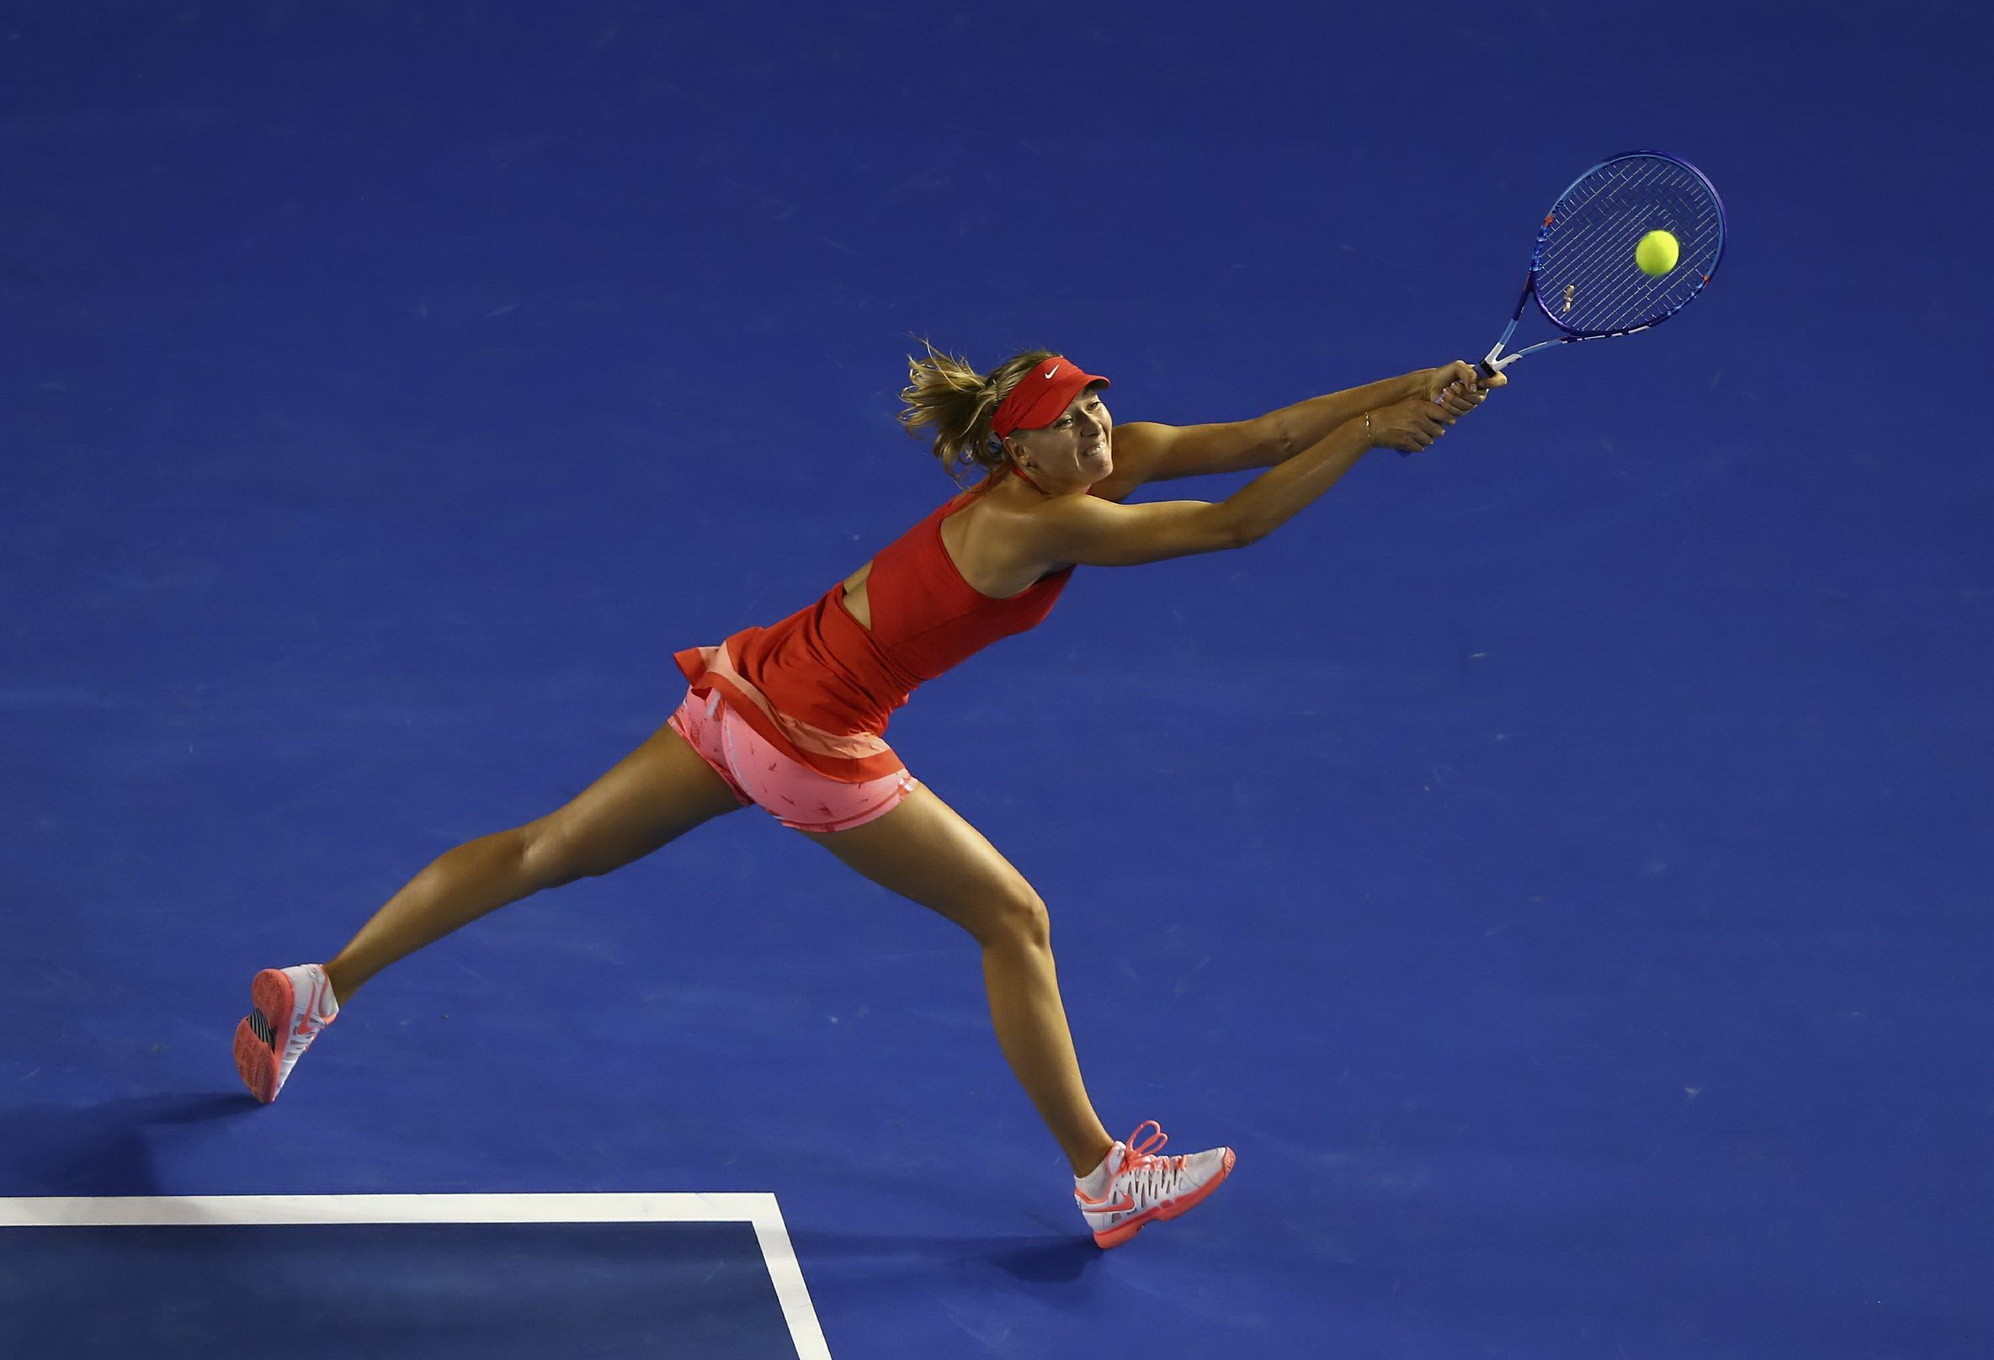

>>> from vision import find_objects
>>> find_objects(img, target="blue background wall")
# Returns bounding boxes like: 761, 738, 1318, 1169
4, 2, 1990, 1356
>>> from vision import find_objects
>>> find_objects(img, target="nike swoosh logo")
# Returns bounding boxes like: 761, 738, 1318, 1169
1044, 363, 1060, 378
1077, 1192, 1135, 1215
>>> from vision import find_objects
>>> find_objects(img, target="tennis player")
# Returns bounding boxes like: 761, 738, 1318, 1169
234, 347, 1500, 1248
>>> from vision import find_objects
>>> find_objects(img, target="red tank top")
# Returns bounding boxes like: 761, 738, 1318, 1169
674, 477, 1076, 782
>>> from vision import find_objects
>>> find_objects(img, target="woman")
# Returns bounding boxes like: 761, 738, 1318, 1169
234, 346, 1499, 1248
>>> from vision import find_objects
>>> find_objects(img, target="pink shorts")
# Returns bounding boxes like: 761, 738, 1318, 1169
667, 688, 918, 834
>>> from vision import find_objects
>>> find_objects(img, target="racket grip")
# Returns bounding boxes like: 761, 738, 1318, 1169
1476, 343, 1513, 382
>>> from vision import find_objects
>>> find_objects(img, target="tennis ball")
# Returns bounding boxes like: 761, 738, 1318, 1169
1636, 229, 1680, 277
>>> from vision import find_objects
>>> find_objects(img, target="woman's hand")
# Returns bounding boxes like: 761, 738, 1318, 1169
1367, 363, 1508, 453
1422, 360, 1508, 414
1366, 393, 1456, 453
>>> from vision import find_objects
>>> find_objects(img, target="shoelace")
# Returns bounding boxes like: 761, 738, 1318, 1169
1084, 1120, 1188, 1213
1121, 1120, 1170, 1168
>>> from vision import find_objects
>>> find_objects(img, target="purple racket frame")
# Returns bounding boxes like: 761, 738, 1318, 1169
1474, 149, 1728, 380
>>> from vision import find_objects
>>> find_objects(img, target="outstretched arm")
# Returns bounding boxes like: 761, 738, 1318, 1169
1103, 362, 1483, 491
1025, 377, 1496, 569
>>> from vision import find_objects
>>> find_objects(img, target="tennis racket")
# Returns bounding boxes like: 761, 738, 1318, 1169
1475, 150, 1727, 379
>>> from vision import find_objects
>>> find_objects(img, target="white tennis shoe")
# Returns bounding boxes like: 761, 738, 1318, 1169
1074, 1121, 1236, 1248
233, 963, 339, 1103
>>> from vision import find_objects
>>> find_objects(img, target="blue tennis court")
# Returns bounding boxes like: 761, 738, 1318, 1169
4, 3, 1989, 1356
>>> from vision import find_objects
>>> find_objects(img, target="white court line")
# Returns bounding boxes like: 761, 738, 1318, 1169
0, 1193, 832, 1360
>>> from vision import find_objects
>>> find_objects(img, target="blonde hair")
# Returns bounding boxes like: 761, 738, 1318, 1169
897, 341, 1058, 484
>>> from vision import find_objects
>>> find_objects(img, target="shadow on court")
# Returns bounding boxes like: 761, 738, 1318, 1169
0, 1094, 257, 1196
790, 1228, 1101, 1284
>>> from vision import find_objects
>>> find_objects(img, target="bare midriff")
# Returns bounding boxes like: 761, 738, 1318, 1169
840, 560, 875, 631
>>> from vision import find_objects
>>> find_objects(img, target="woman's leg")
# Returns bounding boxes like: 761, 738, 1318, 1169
798, 784, 1115, 1177
324, 720, 746, 1002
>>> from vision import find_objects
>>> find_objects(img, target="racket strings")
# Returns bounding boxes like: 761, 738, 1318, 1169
1542, 159, 1715, 308
1535, 155, 1723, 335
1550, 189, 1718, 327
1543, 171, 1716, 329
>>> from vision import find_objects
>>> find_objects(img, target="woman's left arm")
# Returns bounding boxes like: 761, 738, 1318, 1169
1105, 363, 1480, 491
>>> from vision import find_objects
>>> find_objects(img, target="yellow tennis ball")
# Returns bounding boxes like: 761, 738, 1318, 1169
1636, 229, 1680, 277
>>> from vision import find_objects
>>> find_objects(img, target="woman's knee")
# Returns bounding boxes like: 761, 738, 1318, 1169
515, 818, 606, 892
974, 884, 1052, 951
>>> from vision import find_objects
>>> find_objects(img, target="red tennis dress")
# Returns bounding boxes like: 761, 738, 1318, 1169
674, 474, 1076, 782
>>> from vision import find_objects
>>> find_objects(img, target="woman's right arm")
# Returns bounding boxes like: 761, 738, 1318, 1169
1028, 385, 1479, 568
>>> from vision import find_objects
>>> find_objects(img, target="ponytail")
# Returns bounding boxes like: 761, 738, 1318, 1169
897, 341, 1057, 483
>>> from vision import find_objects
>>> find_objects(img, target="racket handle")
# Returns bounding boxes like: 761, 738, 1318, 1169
1476, 343, 1517, 381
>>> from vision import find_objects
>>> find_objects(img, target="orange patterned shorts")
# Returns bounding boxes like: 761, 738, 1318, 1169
667, 687, 918, 834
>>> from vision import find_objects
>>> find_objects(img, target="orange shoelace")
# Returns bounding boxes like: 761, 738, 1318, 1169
1113, 1120, 1191, 1199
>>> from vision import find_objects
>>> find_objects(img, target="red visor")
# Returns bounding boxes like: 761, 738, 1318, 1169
990, 357, 1110, 440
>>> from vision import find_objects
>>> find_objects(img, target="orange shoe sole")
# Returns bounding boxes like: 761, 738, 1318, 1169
1092, 1147, 1236, 1249
233, 1017, 278, 1102
232, 968, 297, 1103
